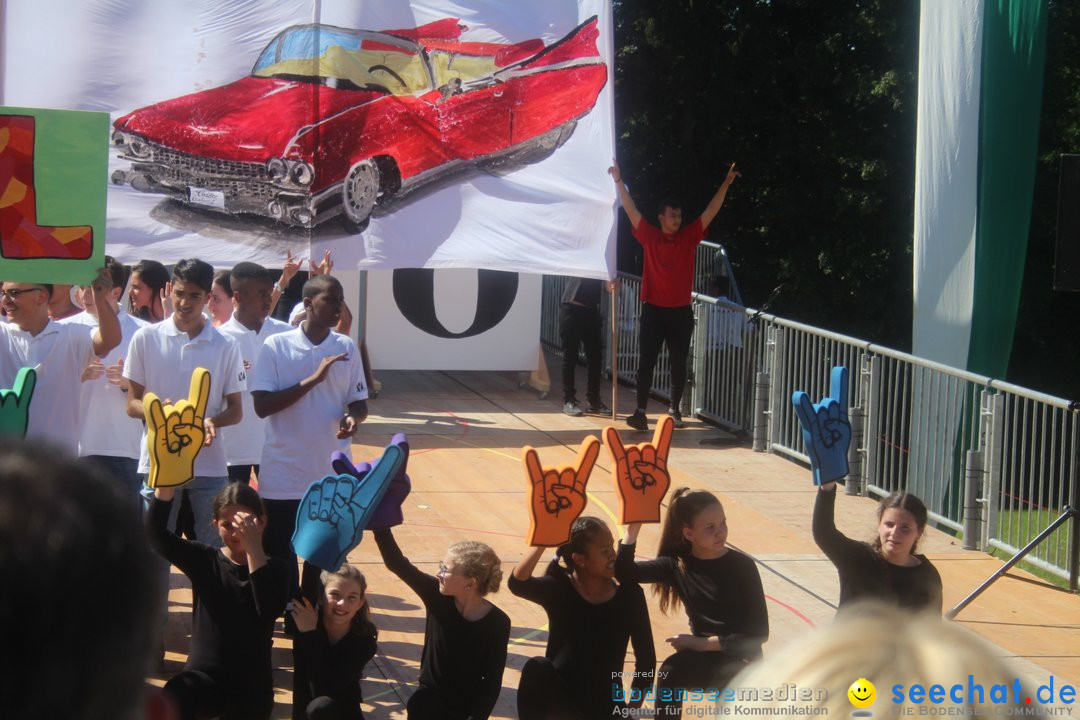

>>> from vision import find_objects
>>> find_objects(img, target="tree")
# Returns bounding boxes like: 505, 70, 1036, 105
612, 0, 919, 348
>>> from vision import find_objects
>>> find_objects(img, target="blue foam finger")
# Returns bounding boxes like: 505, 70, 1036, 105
829, 366, 849, 410
349, 444, 406, 534
791, 366, 852, 485
293, 473, 369, 571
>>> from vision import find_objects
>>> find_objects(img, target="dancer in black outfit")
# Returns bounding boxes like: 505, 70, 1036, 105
373, 527, 510, 719
148, 482, 290, 720
617, 488, 768, 718
559, 277, 609, 416
813, 481, 943, 613
291, 563, 378, 720
510, 516, 655, 720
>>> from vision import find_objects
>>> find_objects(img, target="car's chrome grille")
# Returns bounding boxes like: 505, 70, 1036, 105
149, 144, 268, 181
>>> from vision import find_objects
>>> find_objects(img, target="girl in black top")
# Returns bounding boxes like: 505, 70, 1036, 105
148, 482, 290, 720
510, 516, 656, 720
813, 481, 943, 613
617, 488, 769, 718
373, 528, 510, 720
291, 563, 378, 720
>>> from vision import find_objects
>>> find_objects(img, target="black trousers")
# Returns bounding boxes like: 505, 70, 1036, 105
559, 303, 602, 404
262, 498, 301, 598
227, 463, 259, 485
636, 303, 695, 410
654, 649, 748, 718
517, 656, 624, 720
165, 669, 273, 720
406, 685, 468, 720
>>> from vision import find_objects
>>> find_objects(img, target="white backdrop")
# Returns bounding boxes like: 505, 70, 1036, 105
367, 269, 540, 370
1, 0, 616, 279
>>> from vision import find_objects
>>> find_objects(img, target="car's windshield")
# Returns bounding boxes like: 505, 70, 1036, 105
252, 25, 432, 95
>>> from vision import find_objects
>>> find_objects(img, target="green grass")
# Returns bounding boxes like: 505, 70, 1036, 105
955, 508, 1076, 590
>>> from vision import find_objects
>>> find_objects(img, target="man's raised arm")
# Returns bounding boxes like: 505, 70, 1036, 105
699, 162, 741, 230
609, 163, 643, 230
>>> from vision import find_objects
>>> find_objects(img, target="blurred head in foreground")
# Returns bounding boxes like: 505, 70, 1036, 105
727, 603, 1044, 715
0, 438, 162, 720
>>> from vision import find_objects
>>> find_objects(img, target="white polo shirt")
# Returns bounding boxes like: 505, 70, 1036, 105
123, 316, 245, 477
217, 313, 292, 466
60, 309, 148, 459
250, 328, 367, 499
0, 319, 95, 454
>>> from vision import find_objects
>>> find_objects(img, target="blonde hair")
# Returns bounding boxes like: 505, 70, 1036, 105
728, 603, 1035, 714
447, 541, 503, 596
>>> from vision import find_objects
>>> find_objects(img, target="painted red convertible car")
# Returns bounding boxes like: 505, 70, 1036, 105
111, 17, 607, 232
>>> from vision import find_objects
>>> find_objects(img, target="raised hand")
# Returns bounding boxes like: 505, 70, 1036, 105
332, 432, 411, 530
0, 367, 36, 437
603, 415, 674, 524
791, 365, 851, 485
160, 281, 174, 318
281, 248, 301, 286
523, 436, 599, 547
293, 442, 406, 571
309, 249, 333, 276
723, 162, 741, 185
144, 368, 212, 489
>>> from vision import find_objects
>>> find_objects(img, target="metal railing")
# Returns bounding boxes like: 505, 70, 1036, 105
540, 273, 1080, 587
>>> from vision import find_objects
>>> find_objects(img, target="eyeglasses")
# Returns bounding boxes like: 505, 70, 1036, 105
437, 562, 463, 577
0, 288, 46, 300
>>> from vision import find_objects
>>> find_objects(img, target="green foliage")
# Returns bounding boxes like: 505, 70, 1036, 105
612, 0, 919, 348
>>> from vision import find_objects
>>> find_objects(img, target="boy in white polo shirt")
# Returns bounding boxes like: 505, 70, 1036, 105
217, 262, 291, 485
60, 256, 147, 511
0, 269, 121, 453
123, 258, 245, 548
250, 274, 368, 589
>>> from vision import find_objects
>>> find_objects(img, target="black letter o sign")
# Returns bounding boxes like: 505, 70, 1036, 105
392, 268, 519, 339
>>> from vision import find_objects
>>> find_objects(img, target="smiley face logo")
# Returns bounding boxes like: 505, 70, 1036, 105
848, 678, 876, 709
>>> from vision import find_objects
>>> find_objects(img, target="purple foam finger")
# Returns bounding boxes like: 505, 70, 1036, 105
330, 451, 370, 480
367, 472, 411, 530
390, 433, 410, 482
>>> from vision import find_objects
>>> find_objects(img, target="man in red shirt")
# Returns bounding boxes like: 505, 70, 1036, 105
609, 161, 740, 430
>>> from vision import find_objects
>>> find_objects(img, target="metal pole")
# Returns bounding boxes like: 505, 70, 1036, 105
1071, 420, 1080, 592
610, 280, 617, 421
846, 408, 864, 496
962, 449, 982, 550
947, 506, 1078, 618
752, 371, 769, 452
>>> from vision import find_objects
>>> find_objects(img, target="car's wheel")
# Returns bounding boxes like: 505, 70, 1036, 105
341, 160, 380, 233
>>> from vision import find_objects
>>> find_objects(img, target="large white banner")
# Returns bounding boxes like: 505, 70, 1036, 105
912, 0, 983, 369
1, 0, 616, 278
367, 268, 540, 370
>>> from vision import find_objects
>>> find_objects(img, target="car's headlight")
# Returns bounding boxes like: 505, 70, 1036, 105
289, 161, 314, 186
113, 131, 152, 158
267, 157, 288, 181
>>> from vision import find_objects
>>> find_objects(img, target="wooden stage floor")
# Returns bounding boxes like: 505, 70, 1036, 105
150, 366, 1080, 718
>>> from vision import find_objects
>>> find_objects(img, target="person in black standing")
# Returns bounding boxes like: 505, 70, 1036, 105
560, 277, 611, 417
